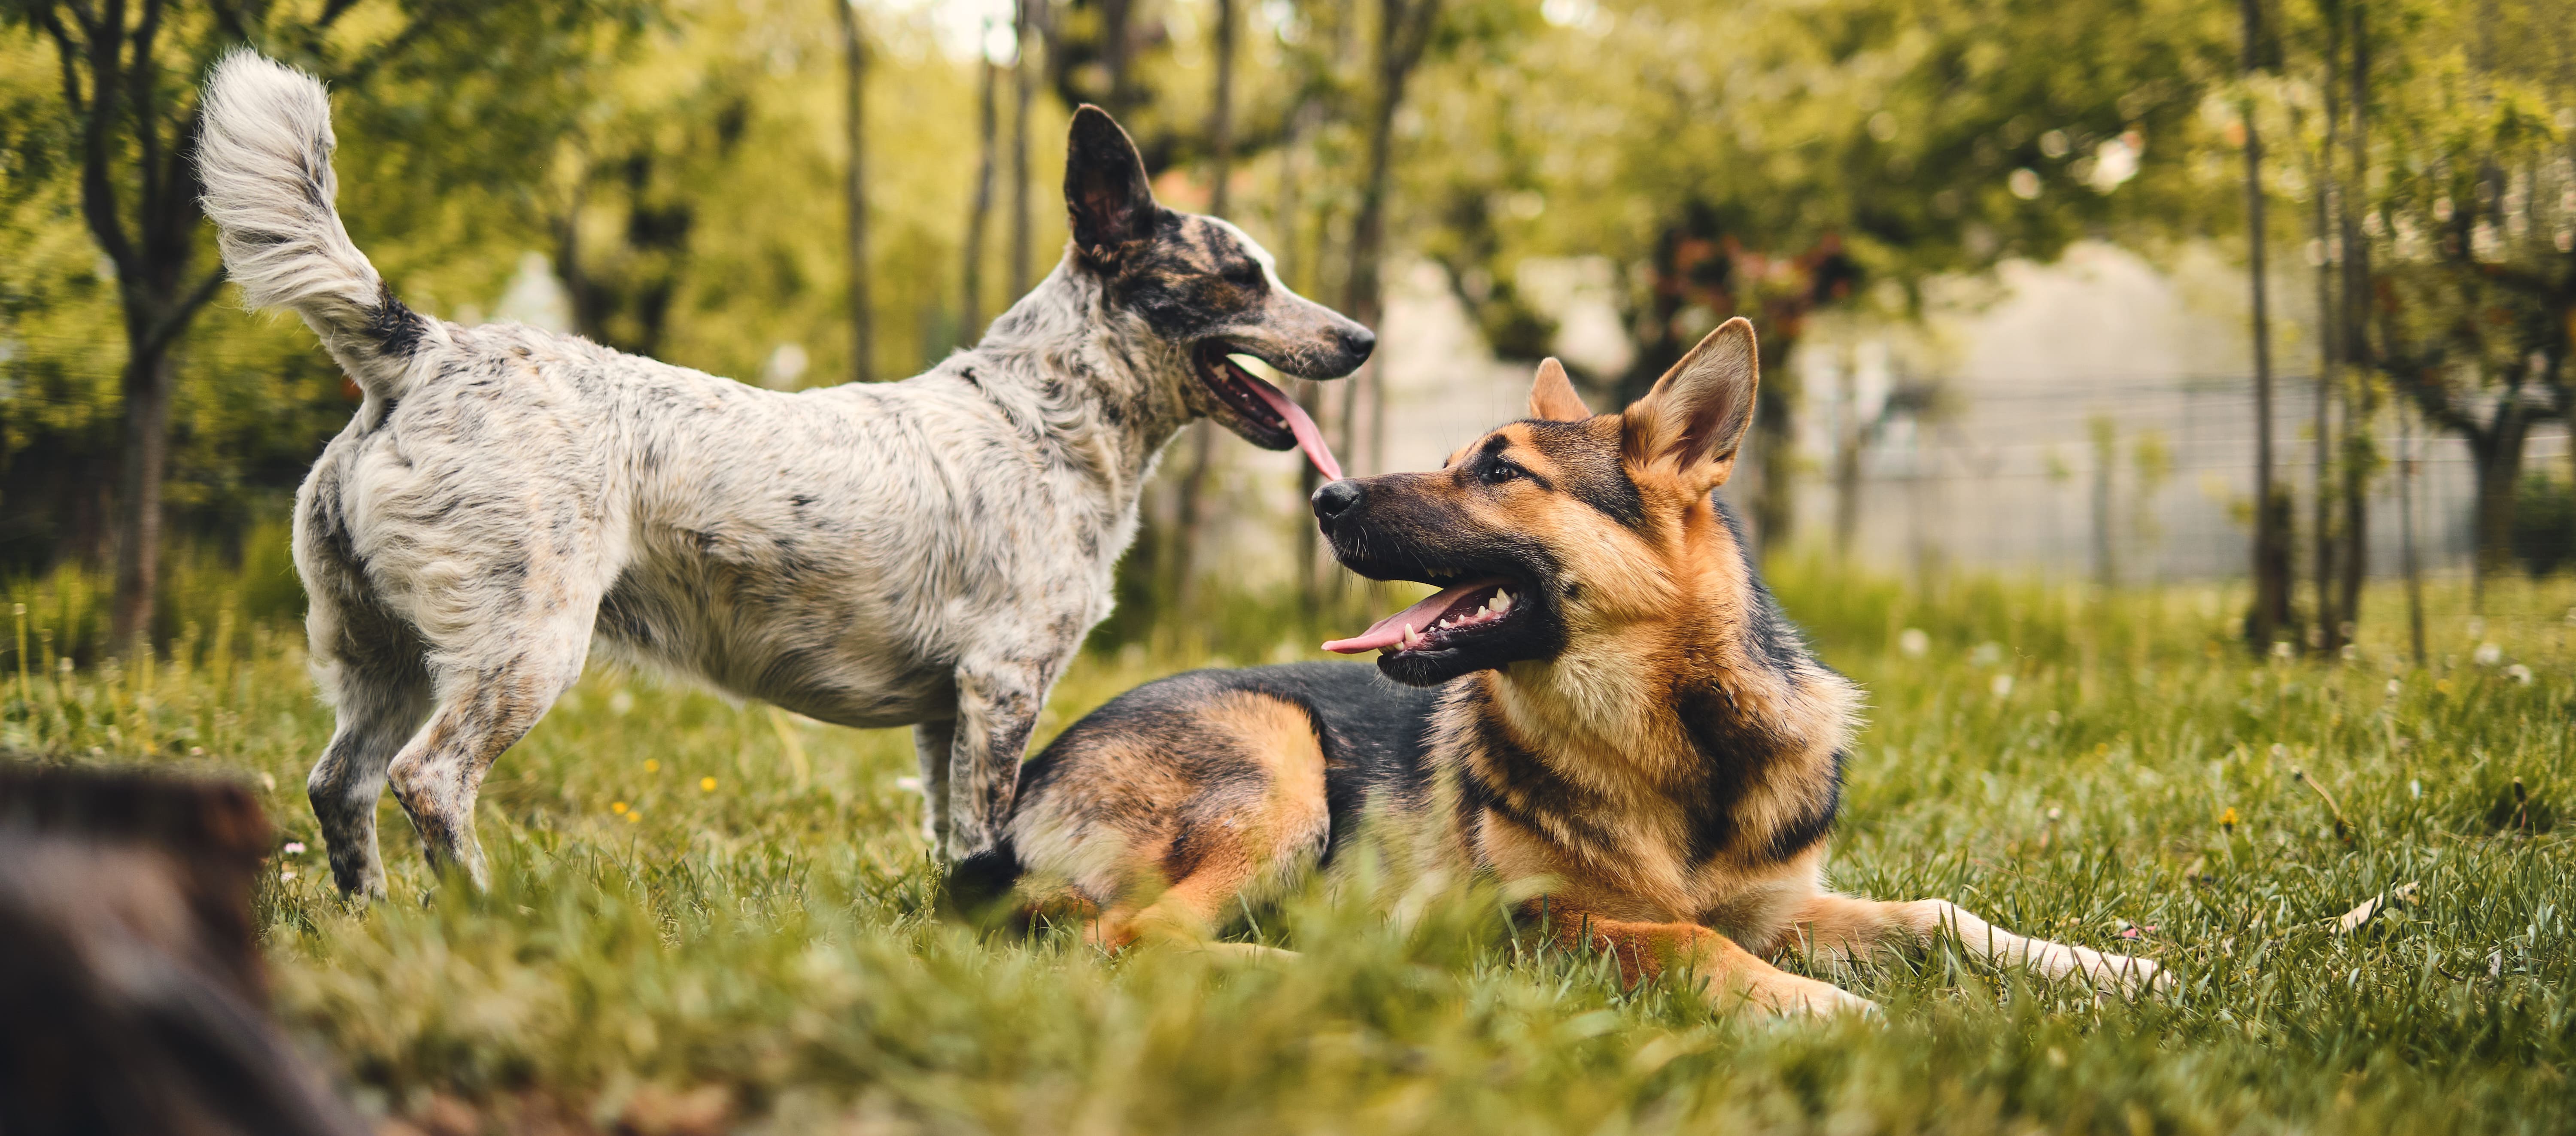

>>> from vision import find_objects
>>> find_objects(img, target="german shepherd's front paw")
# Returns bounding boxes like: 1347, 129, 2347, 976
2086, 952, 2171, 996
1747, 974, 1880, 1018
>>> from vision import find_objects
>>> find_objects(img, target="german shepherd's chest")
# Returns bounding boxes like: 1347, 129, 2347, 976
1419, 673, 1844, 924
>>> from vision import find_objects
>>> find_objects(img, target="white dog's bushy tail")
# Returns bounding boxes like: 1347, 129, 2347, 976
198, 50, 426, 397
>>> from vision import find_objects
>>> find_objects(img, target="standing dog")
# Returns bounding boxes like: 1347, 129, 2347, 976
957, 319, 2162, 1015
194, 53, 1370, 895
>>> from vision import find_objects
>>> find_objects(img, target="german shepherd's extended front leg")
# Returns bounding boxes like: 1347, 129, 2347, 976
1532, 902, 1877, 1017
1781, 894, 2167, 995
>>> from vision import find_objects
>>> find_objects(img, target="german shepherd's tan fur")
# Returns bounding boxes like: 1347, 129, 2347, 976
958, 319, 2162, 1015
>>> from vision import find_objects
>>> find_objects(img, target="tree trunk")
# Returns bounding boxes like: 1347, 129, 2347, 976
2240, 0, 2291, 648
1748, 338, 1798, 553
108, 347, 174, 653
2333, 395, 2368, 648
2311, 34, 2342, 652
1100, 0, 1137, 117
840, 0, 875, 383
2398, 400, 2425, 664
1170, 423, 1216, 612
1346, 0, 1441, 477
2091, 416, 2116, 591
1009, 0, 1038, 298
1831, 355, 1863, 558
1208, 0, 1238, 219
1344, 49, 1400, 474
2468, 412, 2529, 606
1167, 0, 1239, 612
963, 52, 999, 345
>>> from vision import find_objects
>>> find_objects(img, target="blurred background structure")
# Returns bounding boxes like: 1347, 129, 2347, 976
2, 0, 2573, 658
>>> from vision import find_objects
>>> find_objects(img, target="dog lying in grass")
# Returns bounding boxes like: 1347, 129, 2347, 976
194, 54, 1370, 894
954, 319, 2163, 1015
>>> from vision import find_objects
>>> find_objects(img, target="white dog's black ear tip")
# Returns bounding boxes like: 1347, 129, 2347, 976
1064, 105, 1154, 252
1066, 105, 1139, 164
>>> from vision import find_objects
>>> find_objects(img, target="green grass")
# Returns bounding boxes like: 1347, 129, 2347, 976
8, 567, 2576, 1134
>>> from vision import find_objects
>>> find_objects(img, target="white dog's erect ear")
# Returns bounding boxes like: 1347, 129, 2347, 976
1622, 317, 1759, 489
1527, 358, 1591, 422
1064, 105, 1159, 261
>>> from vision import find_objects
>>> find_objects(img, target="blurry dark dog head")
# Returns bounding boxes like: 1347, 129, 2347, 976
1063, 107, 1370, 468
1313, 319, 1764, 686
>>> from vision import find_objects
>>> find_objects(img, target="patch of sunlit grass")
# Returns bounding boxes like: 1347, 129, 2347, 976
9, 565, 2575, 1133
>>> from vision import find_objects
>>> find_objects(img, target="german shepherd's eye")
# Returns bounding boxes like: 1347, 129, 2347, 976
1221, 260, 1264, 289
1479, 458, 1525, 485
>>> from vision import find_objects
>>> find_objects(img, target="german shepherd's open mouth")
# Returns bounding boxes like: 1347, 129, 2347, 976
1309, 471, 1567, 686
1321, 571, 1538, 666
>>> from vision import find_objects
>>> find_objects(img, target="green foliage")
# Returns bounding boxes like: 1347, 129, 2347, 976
8, 563, 2576, 1132
0, 0, 1066, 581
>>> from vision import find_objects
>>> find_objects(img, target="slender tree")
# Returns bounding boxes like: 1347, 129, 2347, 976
2242, 0, 2293, 648
1207, 0, 1237, 219
838, 0, 874, 382
1009, 0, 1037, 298
963, 28, 1000, 344
1345, 0, 1443, 476
2310, 9, 2343, 651
2398, 398, 2426, 665
7, 0, 542, 651
1167, 0, 1239, 612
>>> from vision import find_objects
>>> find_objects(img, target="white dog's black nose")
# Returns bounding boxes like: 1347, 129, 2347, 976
1340, 325, 1376, 363
1311, 479, 1362, 522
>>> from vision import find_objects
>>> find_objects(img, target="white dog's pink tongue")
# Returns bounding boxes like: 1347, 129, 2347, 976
1243, 372, 1343, 482
1321, 578, 1507, 654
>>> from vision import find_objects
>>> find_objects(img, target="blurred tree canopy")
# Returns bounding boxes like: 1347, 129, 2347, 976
0, 0, 2569, 642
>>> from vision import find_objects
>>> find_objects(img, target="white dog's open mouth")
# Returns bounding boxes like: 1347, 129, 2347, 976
1193, 344, 1341, 480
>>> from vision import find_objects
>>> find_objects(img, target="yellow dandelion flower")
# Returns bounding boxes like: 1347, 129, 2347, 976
645, 759, 661, 773
700, 776, 717, 792
612, 801, 629, 815
626, 810, 640, 823
2220, 807, 2239, 832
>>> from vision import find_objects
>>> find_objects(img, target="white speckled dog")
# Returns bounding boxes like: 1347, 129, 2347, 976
195, 52, 1370, 895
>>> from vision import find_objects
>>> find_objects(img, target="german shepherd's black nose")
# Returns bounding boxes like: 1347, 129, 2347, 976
1311, 479, 1362, 522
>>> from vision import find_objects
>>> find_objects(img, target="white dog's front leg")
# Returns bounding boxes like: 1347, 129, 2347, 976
912, 719, 957, 848
943, 656, 1054, 861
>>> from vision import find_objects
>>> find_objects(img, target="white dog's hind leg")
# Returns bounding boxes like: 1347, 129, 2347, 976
384, 603, 597, 890
303, 595, 432, 899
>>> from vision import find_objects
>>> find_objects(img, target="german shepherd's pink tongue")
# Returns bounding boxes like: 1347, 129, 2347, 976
1243, 373, 1342, 481
1322, 577, 1513, 654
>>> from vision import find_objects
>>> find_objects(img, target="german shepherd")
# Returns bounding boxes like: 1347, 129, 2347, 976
955, 318, 2162, 1015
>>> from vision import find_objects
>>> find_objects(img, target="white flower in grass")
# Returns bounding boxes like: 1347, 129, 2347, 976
1990, 674, 2015, 698
282, 841, 306, 855
2473, 643, 2503, 667
2506, 664, 2533, 684
1897, 628, 1929, 658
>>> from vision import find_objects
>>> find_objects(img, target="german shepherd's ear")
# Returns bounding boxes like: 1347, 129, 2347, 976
1065, 105, 1160, 264
1622, 317, 1758, 491
1527, 358, 1591, 421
